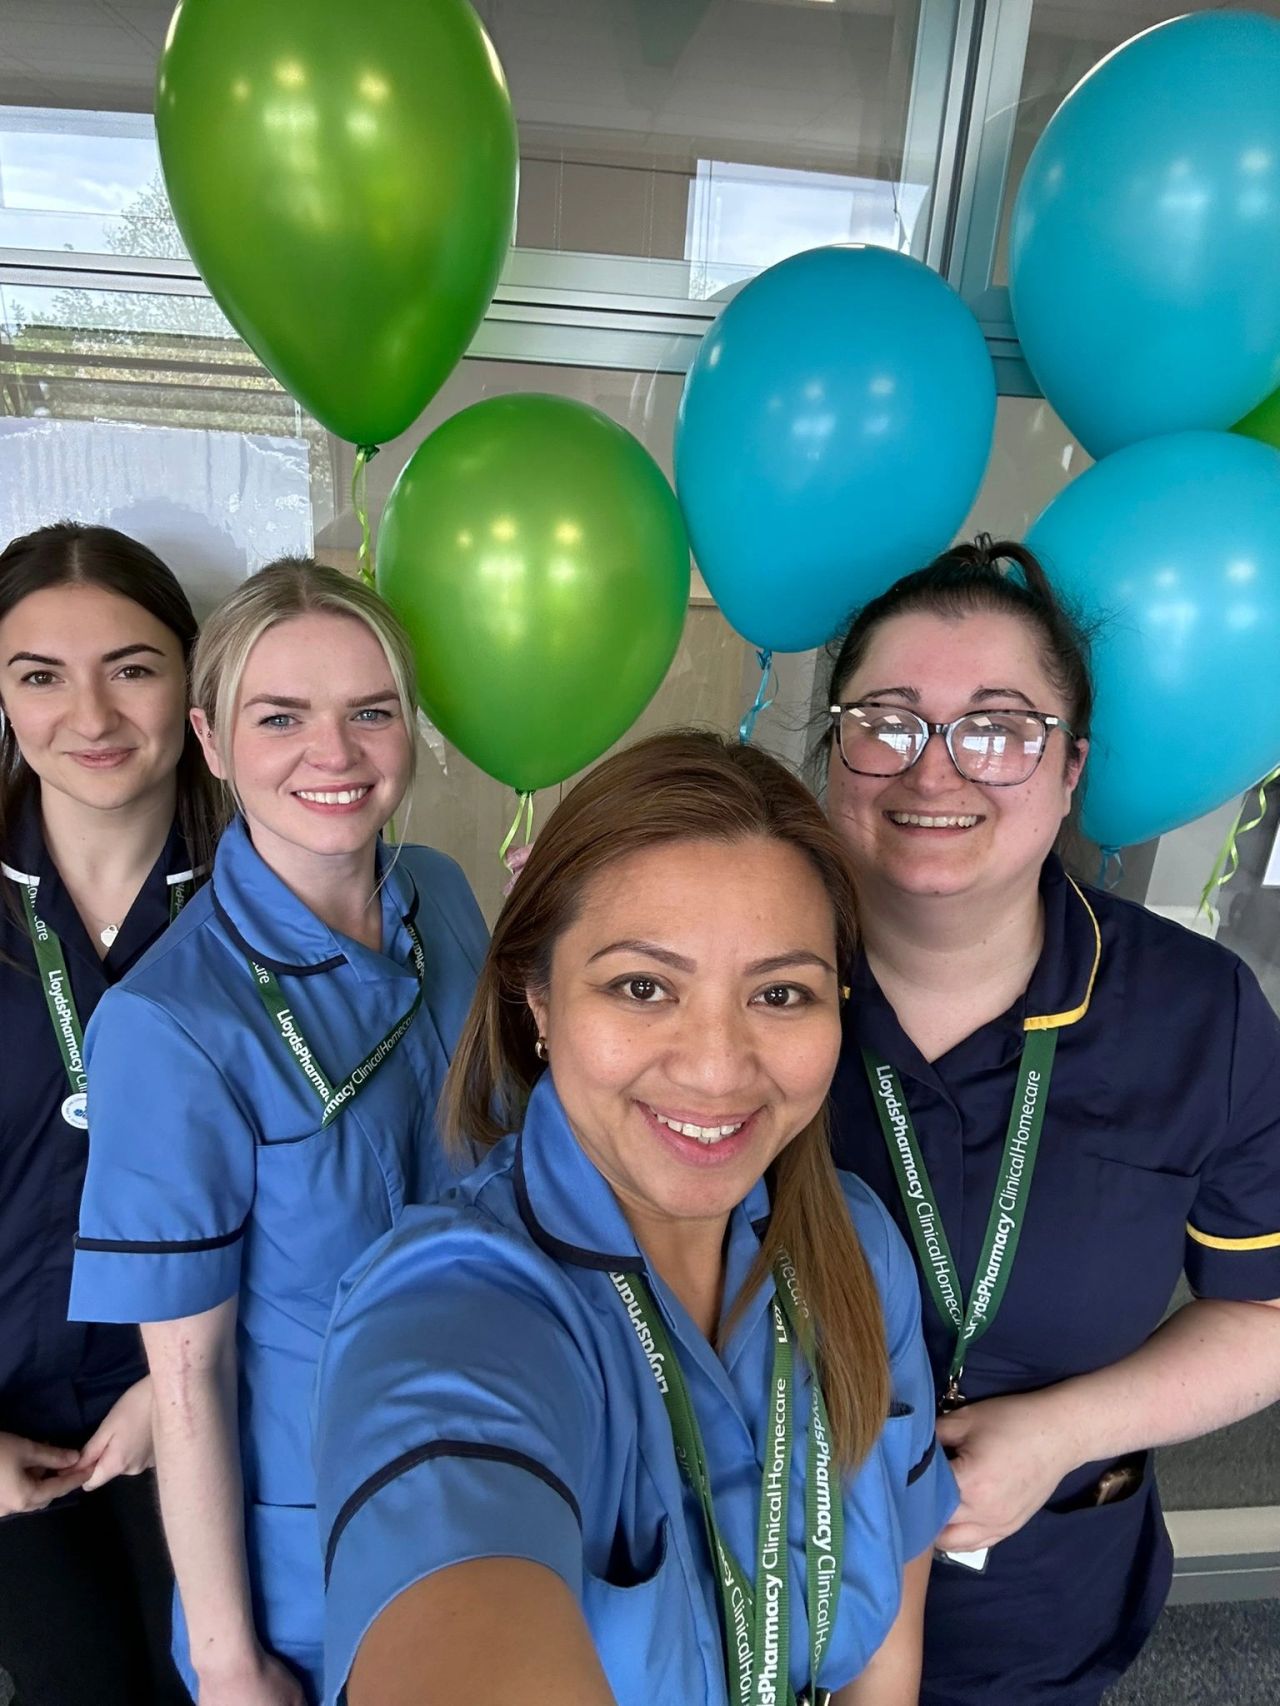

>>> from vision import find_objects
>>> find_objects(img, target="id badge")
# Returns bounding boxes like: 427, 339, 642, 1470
936, 1545, 990, 1573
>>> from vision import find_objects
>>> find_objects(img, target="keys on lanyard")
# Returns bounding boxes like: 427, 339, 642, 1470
937, 1375, 967, 1416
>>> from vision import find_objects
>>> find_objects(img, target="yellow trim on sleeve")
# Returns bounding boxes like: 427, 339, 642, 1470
1024, 880, 1103, 1032
1186, 1223, 1280, 1252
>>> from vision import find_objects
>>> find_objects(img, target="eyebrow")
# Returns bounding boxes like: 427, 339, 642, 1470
970, 685, 1037, 709
586, 939, 836, 977
241, 689, 399, 711
850, 684, 1038, 710
7, 643, 166, 667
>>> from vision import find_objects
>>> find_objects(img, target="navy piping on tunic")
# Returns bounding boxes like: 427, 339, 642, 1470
324, 1440, 584, 1584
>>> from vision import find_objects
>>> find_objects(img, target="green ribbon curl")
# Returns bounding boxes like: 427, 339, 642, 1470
1198, 765, 1280, 927
499, 790, 536, 866
352, 444, 381, 588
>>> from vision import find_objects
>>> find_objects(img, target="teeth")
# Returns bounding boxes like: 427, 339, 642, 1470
296, 787, 371, 805
655, 1113, 745, 1145
888, 812, 979, 828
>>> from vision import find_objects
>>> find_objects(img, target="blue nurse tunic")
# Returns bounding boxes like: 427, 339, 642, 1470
830, 853, 1280, 1706
314, 1074, 958, 1706
68, 815, 488, 1700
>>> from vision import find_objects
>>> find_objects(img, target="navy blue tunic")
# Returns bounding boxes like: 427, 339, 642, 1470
0, 793, 193, 1449
830, 853, 1280, 1706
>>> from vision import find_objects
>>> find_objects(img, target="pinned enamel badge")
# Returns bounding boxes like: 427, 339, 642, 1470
61, 1092, 89, 1130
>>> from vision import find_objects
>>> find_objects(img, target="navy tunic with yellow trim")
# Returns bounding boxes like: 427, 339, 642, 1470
830, 853, 1280, 1706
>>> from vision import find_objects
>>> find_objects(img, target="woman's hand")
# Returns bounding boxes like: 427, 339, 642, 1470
0, 1429, 89, 1516
79, 1375, 155, 1492
197, 1647, 307, 1706
935, 1390, 1082, 1554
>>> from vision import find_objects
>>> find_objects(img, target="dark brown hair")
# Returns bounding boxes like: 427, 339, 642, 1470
825, 535, 1094, 759
0, 521, 224, 875
443, 729, 891, 1469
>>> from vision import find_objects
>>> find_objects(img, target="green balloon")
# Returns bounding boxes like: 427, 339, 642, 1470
156, 0, 517, 446
378, 396, 691, 792
1234, 385, 1280, 451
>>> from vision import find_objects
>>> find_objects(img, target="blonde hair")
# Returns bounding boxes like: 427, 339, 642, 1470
443, 730, 891, 1470
192, 558, 419, 799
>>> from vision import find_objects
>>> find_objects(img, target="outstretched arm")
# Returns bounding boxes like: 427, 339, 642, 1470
348, 1558, 616, 1706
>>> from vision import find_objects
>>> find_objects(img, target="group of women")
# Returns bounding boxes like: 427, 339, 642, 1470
0, 518, 1277, 1706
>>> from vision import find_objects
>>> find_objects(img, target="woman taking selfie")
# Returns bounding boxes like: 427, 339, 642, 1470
70, 559, 488, 1705
824, 538, 1280, 1705
0, 521, 217, 1705
315, 730, 956, 1706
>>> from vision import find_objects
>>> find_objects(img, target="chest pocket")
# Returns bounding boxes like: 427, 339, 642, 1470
1024, 1141, 1197, 1374
251, 1112, 398, 1313
581, 1518, 710, 1706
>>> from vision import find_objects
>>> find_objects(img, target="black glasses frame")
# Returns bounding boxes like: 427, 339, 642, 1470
828, 702, 1075, 787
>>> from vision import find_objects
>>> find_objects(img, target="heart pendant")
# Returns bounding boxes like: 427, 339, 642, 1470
99, 924, 119, 949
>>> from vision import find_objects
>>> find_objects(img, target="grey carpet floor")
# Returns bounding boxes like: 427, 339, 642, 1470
1103, 1601, 1280, 1705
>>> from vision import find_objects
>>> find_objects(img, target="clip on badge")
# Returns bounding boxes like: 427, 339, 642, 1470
937, 1544, 990, 1573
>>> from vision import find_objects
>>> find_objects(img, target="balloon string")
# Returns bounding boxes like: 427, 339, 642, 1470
352, 444, 380, 588
499, 790, 535, 865
738, 648, 775, 745
1197, 765, 1280, 926
1097, 845, 1124, 889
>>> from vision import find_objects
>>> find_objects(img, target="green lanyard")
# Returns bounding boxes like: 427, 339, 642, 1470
610, 1256, 842, 1706
861, 1031, 1057, 1408
246, 922, 426, 1127
19, 874, 190, 1131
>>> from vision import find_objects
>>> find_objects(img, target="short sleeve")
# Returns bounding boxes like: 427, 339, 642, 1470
845, 1179, 958, 1558
1185, 962, 1280, 1301
69, 989, 256, 1324
315, 1206, 601, 1705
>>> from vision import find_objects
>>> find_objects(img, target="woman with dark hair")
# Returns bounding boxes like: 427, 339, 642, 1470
0, 520, 222, 1705
823, 537, 1280, 1706
314, 730, 957, 1706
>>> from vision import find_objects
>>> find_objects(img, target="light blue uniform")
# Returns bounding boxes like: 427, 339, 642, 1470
315, 1075, 957, 1705
69, 816, 488, 1701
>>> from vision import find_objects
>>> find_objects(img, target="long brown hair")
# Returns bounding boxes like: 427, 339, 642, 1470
443, 729, 891, 1469
0, 522, 224, 876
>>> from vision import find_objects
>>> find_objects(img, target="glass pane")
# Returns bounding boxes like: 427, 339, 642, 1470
0, 106, 184, 257
992, 0, 1280, 286
480, 0, 942, 296
3, 1, 949, 300
0, 280, 333, 592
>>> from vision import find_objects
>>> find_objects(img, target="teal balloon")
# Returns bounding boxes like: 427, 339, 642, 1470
1026, 432, 1280, 847
157, 0, 517, 446
378, 395, 691, 792
674, 245, 996, 653
1010, 11, 1280, 459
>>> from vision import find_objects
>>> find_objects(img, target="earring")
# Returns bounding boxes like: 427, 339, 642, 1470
535, 1037, 549, 1062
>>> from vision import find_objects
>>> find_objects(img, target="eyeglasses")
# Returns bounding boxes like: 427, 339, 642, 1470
829, 702, 1074, 787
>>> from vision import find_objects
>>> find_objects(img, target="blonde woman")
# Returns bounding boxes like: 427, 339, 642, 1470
70, 559, 488, 1706
315, 731, 956, 1706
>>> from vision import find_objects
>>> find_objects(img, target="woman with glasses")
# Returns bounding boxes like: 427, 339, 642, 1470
822, 537, 1280, 1706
